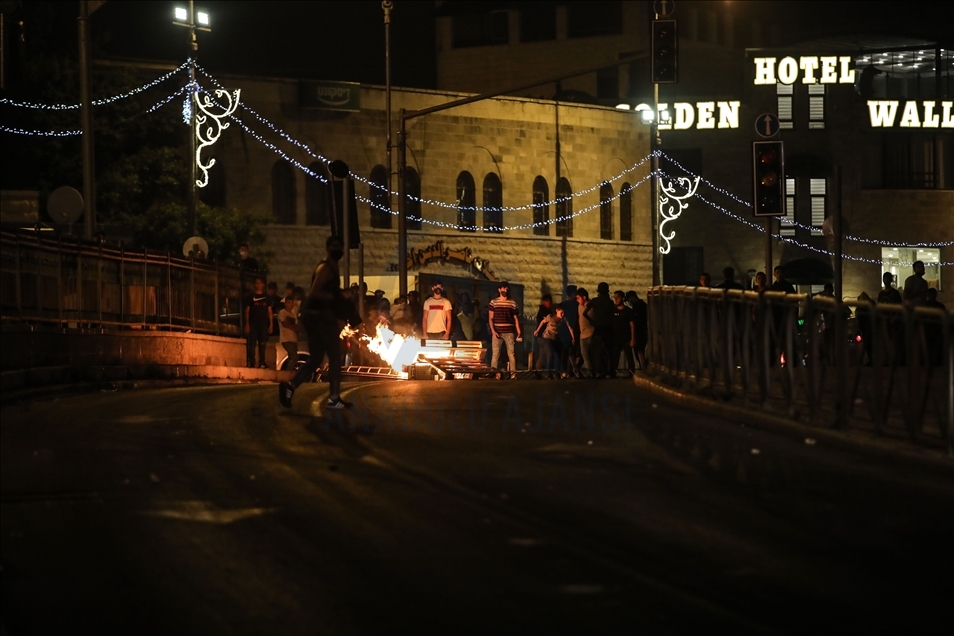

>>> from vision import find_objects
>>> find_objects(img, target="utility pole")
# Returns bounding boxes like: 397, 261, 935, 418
78, 0, 96, 240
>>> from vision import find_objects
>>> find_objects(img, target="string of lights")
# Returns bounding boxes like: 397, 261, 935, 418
193, 63, 331, 166
659, 153, 954, 248
197, 62, 656, 211
189, 64, 952, 248
692, 192, 954, 267
0, 125, 81, 137
356, 152, 658, 212
355, 171, 654, 232
0, 61, 191, 111
146, 82, 194, 114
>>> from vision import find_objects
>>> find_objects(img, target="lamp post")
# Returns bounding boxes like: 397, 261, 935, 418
173, 2, 210, 238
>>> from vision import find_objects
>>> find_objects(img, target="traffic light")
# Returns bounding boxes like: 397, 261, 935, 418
752, 141, 786, 216
652, 20, 678, 84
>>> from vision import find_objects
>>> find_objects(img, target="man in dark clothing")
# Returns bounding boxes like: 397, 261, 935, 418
238, 243, 259, 272
877, 272, 902, 305
559, 285, 580, 375
611, 290, 636, 375
628, 290, 649, 370
533, 294, 553, 369
244, 276, 272, 368
770, 266, 796, 293
716, 267, 743, 290
279, 236, 355, 410
876, 272, 903, 364
583, 282, 615, 377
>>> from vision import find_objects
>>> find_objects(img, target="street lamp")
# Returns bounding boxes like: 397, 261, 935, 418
173, 2, 211, 238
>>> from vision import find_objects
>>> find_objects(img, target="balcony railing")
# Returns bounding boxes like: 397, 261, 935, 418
0, 231, 255, 336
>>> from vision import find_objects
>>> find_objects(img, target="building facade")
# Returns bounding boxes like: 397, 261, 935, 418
210, 76, 654, 304
433, 0, 954, 307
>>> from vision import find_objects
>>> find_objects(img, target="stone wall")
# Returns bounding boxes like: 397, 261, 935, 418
262, 225, 653, 307
1, 326, 245, 371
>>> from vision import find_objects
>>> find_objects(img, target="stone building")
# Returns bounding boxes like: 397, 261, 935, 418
210, 75, 654, 306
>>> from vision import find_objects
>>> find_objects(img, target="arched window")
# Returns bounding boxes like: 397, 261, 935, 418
305, 162, 332, 226
404, 167, 422, 231
555, 177, 573, 238
271, 160, 296, 224
369, 165, 391, 229
599, 182, 613, 240
483, 173, 503, 233
199, 159, 226, 208
456, 171, 476, 232
532, 176, 549, 236
619, 181, 633, 241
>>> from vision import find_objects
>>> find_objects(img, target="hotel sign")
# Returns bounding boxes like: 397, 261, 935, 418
867, 101, 954, 128
299, 80, 361, 112
649, 101, 741, 130
753, 56, 856, 85
752, 55, 954, 128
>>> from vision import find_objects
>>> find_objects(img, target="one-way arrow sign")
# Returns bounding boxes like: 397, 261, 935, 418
755, 113, 780, 138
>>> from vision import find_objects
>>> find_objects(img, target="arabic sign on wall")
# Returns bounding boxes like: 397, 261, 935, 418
299, 81, 361, 112
389, 241, 497, 281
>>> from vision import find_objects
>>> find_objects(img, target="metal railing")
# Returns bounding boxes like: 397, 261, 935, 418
647, 286, 953, 454
0, 231, 254, 336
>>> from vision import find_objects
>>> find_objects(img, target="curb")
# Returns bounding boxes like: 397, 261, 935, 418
0, 365, 293, 407
632, 373, 954, 474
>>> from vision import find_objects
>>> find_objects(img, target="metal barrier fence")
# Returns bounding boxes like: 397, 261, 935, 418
647, 286, 953, 454
0, 231, 255, 336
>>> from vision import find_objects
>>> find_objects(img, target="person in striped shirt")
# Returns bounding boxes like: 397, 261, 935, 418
489, 281, 522, 373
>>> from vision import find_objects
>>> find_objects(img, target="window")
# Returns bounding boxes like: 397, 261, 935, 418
810, 178, 826, 235
781, 178, 796, 236
619, 182, 633, 241
567, 1, 622, 38
520, 5, 556, 42
555, 177, 573, 238
369, 165, 391, 229
882, 247, 942, 291
599, 182, 613, 240
456, 171, 476, 231
199, 159, 226, 208
776, 84, 793, 129
532, 176, 549, 236
883, 132, 953, 190
596, 67, 619, 101
808, 84, 825, 129
271, 160, 296, 224
305, 162, 331, 226
404, 167, 422, 231
483, 173, 503, 233
453, 11, 508, 48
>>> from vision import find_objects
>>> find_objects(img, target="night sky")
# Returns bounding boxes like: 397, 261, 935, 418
5, 1, 953, 91
8, 1, 438, 87
96, 0, 438, 86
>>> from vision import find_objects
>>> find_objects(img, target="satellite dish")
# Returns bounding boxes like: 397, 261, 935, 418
328, 159, 350, 179
182, 235, 209, 259
47, 186, 84, 224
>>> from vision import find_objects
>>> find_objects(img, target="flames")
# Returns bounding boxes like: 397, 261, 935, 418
361, 323, 421, 375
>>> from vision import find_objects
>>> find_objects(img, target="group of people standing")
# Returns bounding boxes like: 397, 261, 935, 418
532, 284, 648, 379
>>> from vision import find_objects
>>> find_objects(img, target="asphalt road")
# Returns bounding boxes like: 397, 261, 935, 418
1, 378, 952, 635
